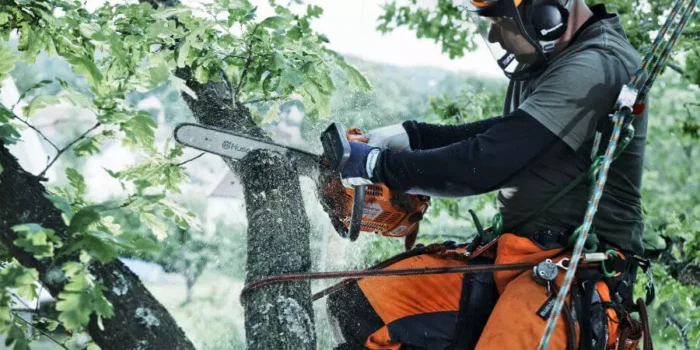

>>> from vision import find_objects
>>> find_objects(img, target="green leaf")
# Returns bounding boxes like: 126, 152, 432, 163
12, 223, 62, 259
18, 79, 53, 101
260, 15, 289, 29
45, 193, 74, 223
79, 23, 100, 39
148, 60, 171, 88
0, 163, 3, 176
0, 13, 9, 26
0, 261, 38, 301
70, 231, 123, 263
22, 95, 60, 117
194, 65, 208, 84
0, 44, 17, 84
141, 212, 168, 240
74, 134, 102, 156
68, 207, 101, 235
65, 54, 103, 91
176, 40, 191, 68
66, 168, 86, 198
6, 324, 29, 350
335, 58, 371, 91
286, 26, 302, 40
0, 124, 21, 145
56, 262, 113, 330
120, 112, 157, 147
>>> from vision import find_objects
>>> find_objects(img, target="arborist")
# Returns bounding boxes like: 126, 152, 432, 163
327, 0, 648, 348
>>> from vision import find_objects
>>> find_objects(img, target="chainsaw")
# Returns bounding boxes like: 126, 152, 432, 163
174, 122, 430, 249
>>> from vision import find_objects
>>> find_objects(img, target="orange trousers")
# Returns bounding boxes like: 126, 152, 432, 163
327, 234, 620, 349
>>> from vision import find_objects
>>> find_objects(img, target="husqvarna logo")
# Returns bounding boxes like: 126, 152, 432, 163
222, 140, 249, 152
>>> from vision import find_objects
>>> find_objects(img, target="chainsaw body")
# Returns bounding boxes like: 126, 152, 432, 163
339, 185, 430, 238
320, 122, 430, 248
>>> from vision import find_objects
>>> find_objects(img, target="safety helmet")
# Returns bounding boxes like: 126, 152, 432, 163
461, 0, 572, 80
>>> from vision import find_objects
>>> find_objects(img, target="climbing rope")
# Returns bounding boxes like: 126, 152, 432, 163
537, 1, 698, 348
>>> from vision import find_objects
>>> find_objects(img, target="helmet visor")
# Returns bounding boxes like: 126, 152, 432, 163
466, 11, 520, 76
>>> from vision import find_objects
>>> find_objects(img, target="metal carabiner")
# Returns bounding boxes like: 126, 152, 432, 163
554, 258, 570, 271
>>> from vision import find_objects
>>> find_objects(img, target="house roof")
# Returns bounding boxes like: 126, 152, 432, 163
208, 169, 245, 199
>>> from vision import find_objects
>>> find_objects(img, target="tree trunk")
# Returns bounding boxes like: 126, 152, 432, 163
172, 66, 317, 349
185, 276, 195, 304
0, 142, 196, 350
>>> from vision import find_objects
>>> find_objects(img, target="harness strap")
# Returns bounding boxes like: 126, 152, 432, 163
450, 256, 499, 350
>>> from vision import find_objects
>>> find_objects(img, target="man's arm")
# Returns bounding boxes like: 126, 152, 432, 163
401, 116, 503, 150
372, 109, 561, 197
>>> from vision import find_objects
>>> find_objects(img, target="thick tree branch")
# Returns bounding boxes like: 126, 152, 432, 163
0, 142, 196, 350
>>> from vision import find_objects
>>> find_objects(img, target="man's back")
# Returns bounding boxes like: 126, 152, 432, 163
499, 4, 647, 254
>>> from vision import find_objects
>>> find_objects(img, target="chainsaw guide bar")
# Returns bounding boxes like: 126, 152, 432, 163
173, 123, 322, 166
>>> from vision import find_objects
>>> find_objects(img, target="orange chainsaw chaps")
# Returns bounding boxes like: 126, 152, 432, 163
475, 233, 619, 350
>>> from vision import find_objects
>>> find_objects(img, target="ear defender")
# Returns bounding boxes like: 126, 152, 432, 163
530, 0, 569, 41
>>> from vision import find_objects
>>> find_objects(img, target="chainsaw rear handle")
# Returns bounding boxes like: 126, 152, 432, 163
320, 122, 364, 241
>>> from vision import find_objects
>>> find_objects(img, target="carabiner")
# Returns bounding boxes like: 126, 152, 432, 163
554, 258, 570, 271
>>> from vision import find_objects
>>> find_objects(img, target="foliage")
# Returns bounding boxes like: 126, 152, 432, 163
0, 0, 369, 347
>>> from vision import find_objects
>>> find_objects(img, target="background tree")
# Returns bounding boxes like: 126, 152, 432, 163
0, 0, 369, 348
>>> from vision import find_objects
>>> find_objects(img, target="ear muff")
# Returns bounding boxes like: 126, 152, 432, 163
528, 0, 569, 41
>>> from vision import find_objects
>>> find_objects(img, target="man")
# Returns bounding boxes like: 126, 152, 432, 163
327, 0, 647, 349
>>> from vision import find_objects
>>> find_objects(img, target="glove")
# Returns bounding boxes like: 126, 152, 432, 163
367, 123, 411, 150
340, 142, 380, 188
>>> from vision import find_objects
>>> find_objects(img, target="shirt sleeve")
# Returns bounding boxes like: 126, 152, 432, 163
402, 116, 503, 150
518, 50, 630, 151
372, 109, 563, 197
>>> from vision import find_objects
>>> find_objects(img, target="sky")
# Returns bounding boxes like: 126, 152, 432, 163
253, 0, 506, 79
86, 0, 506, 79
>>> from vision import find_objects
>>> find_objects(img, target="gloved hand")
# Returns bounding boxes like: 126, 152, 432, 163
340, 141, 380, 188
367, 123, 411, 150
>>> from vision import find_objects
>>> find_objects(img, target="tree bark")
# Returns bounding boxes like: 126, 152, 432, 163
172, 66, 317, 350
0, 142, 196, 350
143, 1, 317, 347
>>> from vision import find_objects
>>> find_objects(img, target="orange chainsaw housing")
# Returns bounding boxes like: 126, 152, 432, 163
338, 128, 431, 248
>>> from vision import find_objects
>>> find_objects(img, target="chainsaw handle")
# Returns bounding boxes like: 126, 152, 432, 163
320, 122, 365, 240
349, 186, 364, 241
346, 127, 367, 241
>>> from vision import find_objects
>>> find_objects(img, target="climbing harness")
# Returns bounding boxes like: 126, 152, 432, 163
538, 0, 698, 348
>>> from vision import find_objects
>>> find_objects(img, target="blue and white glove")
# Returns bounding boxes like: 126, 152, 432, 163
340, 142, 381, 188
367, 123, 411, 150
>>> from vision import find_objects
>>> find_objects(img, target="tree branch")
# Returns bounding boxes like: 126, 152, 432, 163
38, 122, 101, 179
665, 317, 691, 350
12, 312, 70, 350
244, 95, 290, 105
234, 23, 261, 101
173, 152, 205, 167
6, 112, 60, 152
666, 62, 692, 80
